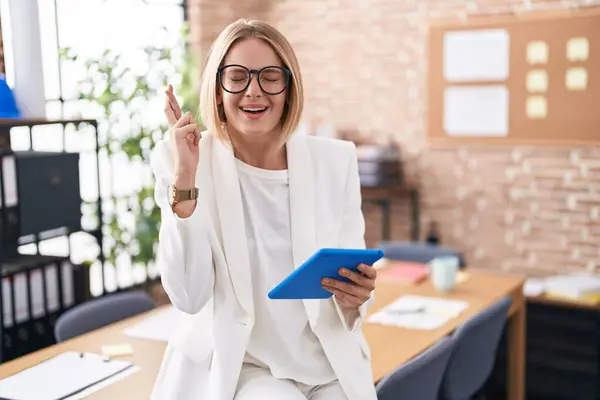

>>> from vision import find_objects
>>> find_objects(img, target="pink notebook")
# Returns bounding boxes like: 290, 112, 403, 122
378, 261, 429, 285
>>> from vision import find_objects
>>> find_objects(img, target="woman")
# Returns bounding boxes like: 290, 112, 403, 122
150, 19, 378, 400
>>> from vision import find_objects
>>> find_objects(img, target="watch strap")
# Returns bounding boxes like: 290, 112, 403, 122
169, 185, 199, 204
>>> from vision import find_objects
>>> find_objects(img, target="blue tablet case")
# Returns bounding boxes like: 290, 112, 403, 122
268, 248, 385, 300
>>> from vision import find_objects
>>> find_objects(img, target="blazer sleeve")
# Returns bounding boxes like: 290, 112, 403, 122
332, 142, 375, 331
150, 140, 214, 315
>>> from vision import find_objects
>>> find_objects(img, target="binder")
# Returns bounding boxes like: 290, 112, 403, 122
0, 152, 19, 257
0, 351, 134, 400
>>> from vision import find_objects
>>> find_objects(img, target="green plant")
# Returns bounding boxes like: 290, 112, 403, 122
61, 26, 201, 269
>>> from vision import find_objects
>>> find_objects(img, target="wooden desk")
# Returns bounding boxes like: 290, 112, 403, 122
0, 271, 525, 400
365, 270, 526, 399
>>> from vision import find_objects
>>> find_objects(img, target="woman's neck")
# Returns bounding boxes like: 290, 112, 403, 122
229, 129, 287, 170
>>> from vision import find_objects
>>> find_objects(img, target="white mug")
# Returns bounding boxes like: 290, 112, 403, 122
429, 256, 459, 293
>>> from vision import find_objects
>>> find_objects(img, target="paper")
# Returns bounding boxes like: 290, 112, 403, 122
443, 29, 510, 82
526, 70, 548, 93
526, 96, 547, 119
124, 305, 181, 342
102, 343, 134, 358
523, 278, 546, 297
378, 262, 429, 285
367, 295, 469, 330
444, 85, 509, 136
566, 67, 588, 91
544, 273, 600, 299
567, 37, 589, 62
0, 351, 135, 400
527, 41, 549, 64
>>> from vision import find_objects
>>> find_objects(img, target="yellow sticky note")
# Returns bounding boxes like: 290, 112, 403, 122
567, 37, 589, 62
527, 41, 549, 64
566, 67, 588, 91
526, 70, 548, 93
101, 343, 134, 358
526, 96, 547, 119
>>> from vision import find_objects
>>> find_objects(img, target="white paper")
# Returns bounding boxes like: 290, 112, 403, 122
64, 366, 140, 400
0, 351, 135, 400
444, 86, 509, 136
124, 305, 181, 342
443, 29, 510, 82
523, 278, 545, 297
367, 295, 469, 330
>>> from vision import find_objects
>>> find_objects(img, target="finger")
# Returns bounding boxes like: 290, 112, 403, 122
338, 268, 375, 291
164, 96, 178, 127
173, 112, 193, 129
173, 123, 198, 140
324, 287, 362, 308
357, 263, 377, 280
322, 278, 370, 301
193, 124, 202, 146
166, 91, 182, 119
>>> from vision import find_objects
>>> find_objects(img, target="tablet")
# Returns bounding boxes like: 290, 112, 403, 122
268, 248, 385, 300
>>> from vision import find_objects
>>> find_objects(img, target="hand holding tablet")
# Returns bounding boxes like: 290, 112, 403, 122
268, 248, 384, 300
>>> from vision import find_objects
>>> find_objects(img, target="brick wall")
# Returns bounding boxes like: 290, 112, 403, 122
188, 0, 600, 276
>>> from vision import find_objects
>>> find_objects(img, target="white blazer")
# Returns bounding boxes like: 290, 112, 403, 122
149, 132, 377, 400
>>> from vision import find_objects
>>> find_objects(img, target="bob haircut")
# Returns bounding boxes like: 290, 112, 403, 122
198, 19, 304, 144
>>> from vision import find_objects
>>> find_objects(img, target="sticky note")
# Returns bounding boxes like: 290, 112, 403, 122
527, 41, 549, 64
566, 67, 588, 91
567, 37, 589, 62
101, 343, 134, 358
526, 70, 548, 93
526, 96, 547, 119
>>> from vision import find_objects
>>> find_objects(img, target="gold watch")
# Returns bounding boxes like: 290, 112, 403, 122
168, 184, 199, 206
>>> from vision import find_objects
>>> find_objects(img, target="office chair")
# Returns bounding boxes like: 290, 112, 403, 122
54, 289, 156, 342
376, 335, 457, 400
440, 296, 513, 400
379, 240, 467, 268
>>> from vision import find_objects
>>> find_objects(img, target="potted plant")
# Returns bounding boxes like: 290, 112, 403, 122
60, 26, 201, 285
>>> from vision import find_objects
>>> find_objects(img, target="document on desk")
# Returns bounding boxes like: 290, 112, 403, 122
367, 295, 469, 330
0, 351, 137, 400
124, 305, 181, 342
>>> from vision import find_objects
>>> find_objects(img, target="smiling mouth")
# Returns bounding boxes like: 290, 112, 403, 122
240, 106, 267, 114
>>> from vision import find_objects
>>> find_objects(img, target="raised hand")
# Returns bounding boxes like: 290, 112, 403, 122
164, 85, 201, 182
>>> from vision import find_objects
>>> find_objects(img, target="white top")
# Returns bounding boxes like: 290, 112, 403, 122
236, 159, 336, 385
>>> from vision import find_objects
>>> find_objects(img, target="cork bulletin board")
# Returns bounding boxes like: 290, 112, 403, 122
427, 7, 600, 146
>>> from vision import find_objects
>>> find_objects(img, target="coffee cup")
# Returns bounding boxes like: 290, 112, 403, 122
429, 256, 459, 293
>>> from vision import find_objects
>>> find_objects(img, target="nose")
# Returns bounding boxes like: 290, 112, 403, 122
245, 73, 262, 97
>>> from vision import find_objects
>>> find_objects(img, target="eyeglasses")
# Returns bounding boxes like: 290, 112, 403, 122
217, 64, 291, 95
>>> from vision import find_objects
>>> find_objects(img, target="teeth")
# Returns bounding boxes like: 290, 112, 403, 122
242, 107, 266, 112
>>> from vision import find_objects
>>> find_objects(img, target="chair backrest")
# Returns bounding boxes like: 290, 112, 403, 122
376, 335, 457, 400
379, 241, 466, 268
54, 290, 156, 342
441, 296, 512, 400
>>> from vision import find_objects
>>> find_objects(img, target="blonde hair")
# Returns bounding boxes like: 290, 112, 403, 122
198, 19, 304, 144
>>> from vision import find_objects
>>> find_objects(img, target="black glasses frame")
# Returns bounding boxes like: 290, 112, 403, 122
217, 64, 292, 95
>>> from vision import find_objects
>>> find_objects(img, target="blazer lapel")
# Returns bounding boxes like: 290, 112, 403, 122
287, 135, 321, 327
211, 138, 254, 318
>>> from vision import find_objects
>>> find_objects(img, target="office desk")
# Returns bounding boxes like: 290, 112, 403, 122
0, 271, 525, 400
365, 270, 526, 399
